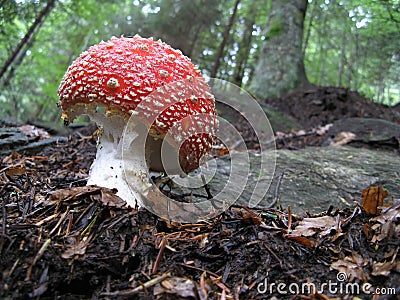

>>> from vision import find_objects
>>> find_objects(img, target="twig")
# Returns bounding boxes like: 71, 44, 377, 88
1, 186, 8, 237
201, 174, 213, 200
105, 275, 111, 300
222, 264, 231, 283
32, 238, 51, 266
152, 237, 167, 274
263, 242, 283, 269
341, 206, 360, 229
179, 192, 209, 199
100, 273, 170, 298
179, 263, 220, 278
287, 205, 292, 233
80, 214, 98, 236
267, 171, 285, 209
73, 201, 95, 227
8, 258, 20, 277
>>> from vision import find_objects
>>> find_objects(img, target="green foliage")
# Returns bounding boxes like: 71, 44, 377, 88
304, 0, 400, 105
0, 0, 398, 123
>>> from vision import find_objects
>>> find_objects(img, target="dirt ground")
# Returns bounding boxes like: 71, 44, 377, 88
0, 87, 399, 299
264, 86, 400, 128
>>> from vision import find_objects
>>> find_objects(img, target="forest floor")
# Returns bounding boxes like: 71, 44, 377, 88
0, 86, 399, 299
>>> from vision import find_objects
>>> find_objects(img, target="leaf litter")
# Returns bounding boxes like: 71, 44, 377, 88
0, 124, 399, 299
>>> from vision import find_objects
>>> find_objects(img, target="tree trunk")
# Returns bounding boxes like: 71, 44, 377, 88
303, 0, 318, 56
249, 0, 311, 98
337, 32, 346, 87
187, 23, 203, 58
210, 0, 241, 79
232, 3, 257, 87
0, 0, 57, 83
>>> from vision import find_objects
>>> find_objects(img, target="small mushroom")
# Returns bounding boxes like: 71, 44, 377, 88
58, 36, 217, 207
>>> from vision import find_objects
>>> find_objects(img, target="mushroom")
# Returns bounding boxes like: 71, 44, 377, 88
58, 36, 217, 207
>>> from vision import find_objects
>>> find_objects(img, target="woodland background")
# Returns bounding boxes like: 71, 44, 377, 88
0, 0, 399, 123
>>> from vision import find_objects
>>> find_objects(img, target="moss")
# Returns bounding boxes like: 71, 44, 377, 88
267, 16, 284, 39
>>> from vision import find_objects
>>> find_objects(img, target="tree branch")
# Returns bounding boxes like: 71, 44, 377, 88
0, 0, 57, 83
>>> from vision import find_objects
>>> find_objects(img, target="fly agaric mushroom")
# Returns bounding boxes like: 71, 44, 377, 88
58, 36, 217, 207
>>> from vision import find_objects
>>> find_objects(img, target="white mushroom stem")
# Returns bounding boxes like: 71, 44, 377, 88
86, 111, 151, 207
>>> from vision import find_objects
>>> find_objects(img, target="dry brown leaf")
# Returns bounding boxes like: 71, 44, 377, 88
285, 235, 316, 247
362, 223, 371, 239
315, 123, 333, 135
153, 277, 197, 298
369, 201, 400, 243
5, 166, 26, 176
330, 131, 356, 146
93, 188, 126, 208
49, 186, 126, 208
290, 216, 337, 237
18, 124, 51, 139
285, 215, 343, 247
371, 260, 400, 277
361, 186, 390, 216
330, 252, 369, 281
49, 186, 102, 203
61, 239, 89, 259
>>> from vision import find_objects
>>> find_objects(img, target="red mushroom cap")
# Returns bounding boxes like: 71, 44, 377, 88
58, 36, 216, 173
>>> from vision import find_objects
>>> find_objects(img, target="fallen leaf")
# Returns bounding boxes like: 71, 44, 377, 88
285, 235, 316, 247
330, 252, 369, 281
369, 200, 400, 243
49, 186, 102, 204
285, 215, 344, 247
289, 216, 337, 237
49, 186, 127, 208
5, 166, 26, 176
361, 186, 389, 216
330, 131, 356, 146
18, 124, 51, 139
371, 260, 400, 277
92, 188, 126, 208
153, 277, 197, 298
315, 123, 333, 135
362, 223, 370, 239
61, 238, 89, 259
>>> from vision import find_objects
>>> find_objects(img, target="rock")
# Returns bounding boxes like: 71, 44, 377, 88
0, 127, 68, 155
171, 146, 399, 216
0, 128, 29, 148
262, 146, 399, 213
328, 118, 399, 150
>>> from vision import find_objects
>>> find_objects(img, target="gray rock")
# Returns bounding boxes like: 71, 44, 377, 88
167, 146, 399, 217
261, 146, 399, 213
0, 127, 68, 155
328, 117, 400, 145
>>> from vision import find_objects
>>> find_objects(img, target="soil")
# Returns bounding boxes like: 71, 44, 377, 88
1, 86, 399, 299
264, 86, 400, 128
267, 86, 399, 150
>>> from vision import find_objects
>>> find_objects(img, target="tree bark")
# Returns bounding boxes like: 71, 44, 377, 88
210, 0, 241, 79
232, 3, 257, 87
0, 0, 56, 83
337, 32, 346, 87
187, 23, 203, 58
249, 0, 311, 98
